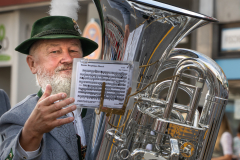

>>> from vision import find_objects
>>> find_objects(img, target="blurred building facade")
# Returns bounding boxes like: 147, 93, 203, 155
1, 0, 240, 134
213, 0, 240, 136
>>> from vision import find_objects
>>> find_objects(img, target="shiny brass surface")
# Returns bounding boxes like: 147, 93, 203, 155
85, 0, 229, 160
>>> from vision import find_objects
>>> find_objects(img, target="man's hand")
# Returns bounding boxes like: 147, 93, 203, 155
19, 84, 76, 151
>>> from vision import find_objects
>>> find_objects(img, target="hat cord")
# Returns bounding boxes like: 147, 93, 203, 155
32, 29, 80, 38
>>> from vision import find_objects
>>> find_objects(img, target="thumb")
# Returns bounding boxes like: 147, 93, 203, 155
39, 84, 52, 101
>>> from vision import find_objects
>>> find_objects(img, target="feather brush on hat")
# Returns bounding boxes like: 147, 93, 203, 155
49, 0, 80, 20
15, 0, 98, 56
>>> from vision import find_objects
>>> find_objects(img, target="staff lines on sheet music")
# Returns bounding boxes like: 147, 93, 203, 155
79, 79, 126, 84
82, 84, 126, 88
82, 84, 126, 89
78, 91, 124, 97
78, 88, 125, 94
80, 81, 126, 87
78, 95, 124, 101
82, 70, 128, 75
79, 80, 126, 84
77, 100, 97, 103
79, 74, 127, 79
79, 75, 127, 81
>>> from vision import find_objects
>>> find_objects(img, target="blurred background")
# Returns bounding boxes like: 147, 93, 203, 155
0, 0, 240, 137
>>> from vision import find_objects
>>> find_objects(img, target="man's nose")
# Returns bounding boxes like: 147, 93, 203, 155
61, 51, 73, 64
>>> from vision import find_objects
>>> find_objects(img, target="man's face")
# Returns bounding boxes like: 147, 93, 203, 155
27, 39, 83, 97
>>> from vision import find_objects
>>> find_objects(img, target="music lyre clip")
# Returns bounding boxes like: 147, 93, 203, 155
95, 82, 132, 116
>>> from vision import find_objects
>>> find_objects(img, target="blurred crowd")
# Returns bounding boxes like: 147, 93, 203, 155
212, 114, 240, 160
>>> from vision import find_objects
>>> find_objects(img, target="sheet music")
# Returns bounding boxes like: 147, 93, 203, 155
123, 24, 144, 61
74, 61, 133, 108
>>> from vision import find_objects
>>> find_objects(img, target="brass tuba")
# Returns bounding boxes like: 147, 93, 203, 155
85, 0, 229, 159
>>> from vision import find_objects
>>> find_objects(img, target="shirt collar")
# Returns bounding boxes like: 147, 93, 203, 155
37, 88, 43, 98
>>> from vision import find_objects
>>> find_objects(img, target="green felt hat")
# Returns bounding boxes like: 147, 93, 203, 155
15, 16, 98, 57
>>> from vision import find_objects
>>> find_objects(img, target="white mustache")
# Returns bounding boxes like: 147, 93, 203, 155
55, 64, 73, 72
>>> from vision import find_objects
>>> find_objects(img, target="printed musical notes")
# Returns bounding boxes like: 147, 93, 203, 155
73, 60, 134, 109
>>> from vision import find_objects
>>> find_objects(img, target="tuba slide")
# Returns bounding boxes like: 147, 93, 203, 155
85, 0, 229, 159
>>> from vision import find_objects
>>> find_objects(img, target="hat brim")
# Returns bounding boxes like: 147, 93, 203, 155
15, 34, 99, 57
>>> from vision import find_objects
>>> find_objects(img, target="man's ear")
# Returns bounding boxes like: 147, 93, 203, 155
26, 55, 37, 74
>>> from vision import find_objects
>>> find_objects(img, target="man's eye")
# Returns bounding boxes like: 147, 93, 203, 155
70, 50, 77, 52
51, 51, 58, 53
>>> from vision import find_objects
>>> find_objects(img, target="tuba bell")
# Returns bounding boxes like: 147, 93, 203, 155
85, 0, 229, 159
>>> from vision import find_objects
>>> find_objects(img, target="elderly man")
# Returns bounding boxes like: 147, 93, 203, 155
0, 16, 98, 160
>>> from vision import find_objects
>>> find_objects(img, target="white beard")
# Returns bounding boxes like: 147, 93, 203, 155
36, 64, 72, 97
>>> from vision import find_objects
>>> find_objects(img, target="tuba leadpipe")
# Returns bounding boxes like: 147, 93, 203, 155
85, 0, 229, 159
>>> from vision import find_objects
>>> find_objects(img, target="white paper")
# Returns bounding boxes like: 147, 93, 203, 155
123, 24, 144, 61
75, 61, 133, 108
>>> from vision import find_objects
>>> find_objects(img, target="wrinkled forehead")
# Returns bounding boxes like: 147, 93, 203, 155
40, 39, 82, 48
31, 38, 83, 56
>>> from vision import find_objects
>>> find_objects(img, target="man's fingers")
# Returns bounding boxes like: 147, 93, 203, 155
40, 92, 67, 106
39, 84, 52, 102
49, 98, 75, 113
53, 117, 74, 127
50, 105, 76, 120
